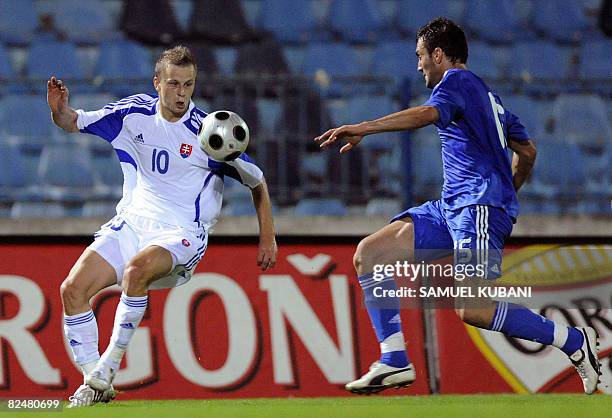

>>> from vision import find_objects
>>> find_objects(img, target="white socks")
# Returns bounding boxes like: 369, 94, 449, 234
99, 293, 148, 370
64, 310, 100, 371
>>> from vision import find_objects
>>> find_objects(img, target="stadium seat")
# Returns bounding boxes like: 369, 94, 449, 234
184, 42, 219, 76
0, 43, 16, 80
510, 41, 571, 81
501, 95, 544, 137
90, 144, 124, 199
240, 0, 263, 28
532, 0, 589, 42
259, 0, 324, 43
294, 198, 348, 216
0, 95, 53, 145
579, 40, 612, 80
464, 0, 529, 43
37, 143, 97, 201
10, 202, 68, 218
410, 127, 443, 202
214, 47, 238, 76
396, 0, 465, 35
70, 94, 118, 112
276, 89, 332, 136
301, 43, 360, 96
0, 143, 28, 202
94, 40, 154, 96
0, 0, 38, 46
171, 0, 194, 31
82, 201, 119, 218
467, 41, 501, 80
371, 41, 416, 90
328, 0, 384, 43
365, 197, 402, 216
43, 0, 117, 45
27, 40, 84, 81
256, 98, 282, 134
341, 95, 399, 150
551, 94, 612, 146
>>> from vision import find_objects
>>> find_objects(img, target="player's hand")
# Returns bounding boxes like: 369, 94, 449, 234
314, 123, 366, 153
47, 76, 70, 113
257, 236, 277, 271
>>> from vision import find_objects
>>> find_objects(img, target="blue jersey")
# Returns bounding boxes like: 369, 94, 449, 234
423, 69, 530, 220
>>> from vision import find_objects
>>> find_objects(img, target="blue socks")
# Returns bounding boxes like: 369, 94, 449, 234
358, 273, 409, 368
490, 301, 584, 355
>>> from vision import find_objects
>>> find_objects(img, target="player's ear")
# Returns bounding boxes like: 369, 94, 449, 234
153, 76, 160, 93
433, 47, 444, 64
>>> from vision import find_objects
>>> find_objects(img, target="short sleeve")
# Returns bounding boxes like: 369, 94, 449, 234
505, 110, 530, 142
208, 153, 264, 188
76, 94, 157, 143
423, 71, 466, 129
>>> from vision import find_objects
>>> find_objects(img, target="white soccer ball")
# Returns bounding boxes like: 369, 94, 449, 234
197, 110, 250, 162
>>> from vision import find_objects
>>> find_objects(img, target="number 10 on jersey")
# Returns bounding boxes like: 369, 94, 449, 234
152, 148, 169, 174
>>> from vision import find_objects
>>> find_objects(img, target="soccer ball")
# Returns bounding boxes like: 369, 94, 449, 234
197, 110, 250, 162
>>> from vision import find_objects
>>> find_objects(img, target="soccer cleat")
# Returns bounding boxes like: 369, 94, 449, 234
345, 361, 415, 395
67, 384, 116, 408
86, 362, 117, 392
569, 327, 601, 395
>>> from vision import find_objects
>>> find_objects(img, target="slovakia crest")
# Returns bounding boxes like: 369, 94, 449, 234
180, 143, 193, 158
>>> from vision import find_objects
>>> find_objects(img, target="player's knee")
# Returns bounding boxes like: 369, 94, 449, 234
122, 264, 147, 291
456, 307, 487, 328
60, 277, 86, 308
353, 237, 376, 273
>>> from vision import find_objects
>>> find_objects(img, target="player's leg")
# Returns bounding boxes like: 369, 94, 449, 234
453, 205, 601, 394
87, 245, 173, 391
346, 200, 452, 394
61, 249, 117, 375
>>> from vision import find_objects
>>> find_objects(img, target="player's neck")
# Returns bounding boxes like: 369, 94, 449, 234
159, 106, 186, 123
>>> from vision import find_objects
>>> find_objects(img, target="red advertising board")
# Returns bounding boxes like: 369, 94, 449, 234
0, 241, 430, 399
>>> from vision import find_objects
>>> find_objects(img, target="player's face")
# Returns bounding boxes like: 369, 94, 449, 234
416, 38, 443, 89
154, 63, 196, 121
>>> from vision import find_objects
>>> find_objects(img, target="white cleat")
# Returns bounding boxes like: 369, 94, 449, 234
569, 327, 601, 395
67, 384, 116, 408
86, 362, 117, 392
345, 361, 416, 395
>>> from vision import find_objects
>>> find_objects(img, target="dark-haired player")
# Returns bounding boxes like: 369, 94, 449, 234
316, 18, 601, 395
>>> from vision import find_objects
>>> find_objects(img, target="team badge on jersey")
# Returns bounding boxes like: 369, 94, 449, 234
182, 239, 191, 247
180, 143, 193, 158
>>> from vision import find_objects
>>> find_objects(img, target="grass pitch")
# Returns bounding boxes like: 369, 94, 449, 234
9, 395, 610, 418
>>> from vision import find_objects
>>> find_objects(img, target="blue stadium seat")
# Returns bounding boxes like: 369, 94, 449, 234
0, 0, 38, 46
371, 41, 415, 89
27, 40, 83, 81
82, 201, 118, 218
410, 127, 443, 201
344, 95, 398, 150
302, 43, 360, 96
259, 0, 324, 43
551, 94, 611, 146
466, 41, 500, 80
501, 95, 544, 137
365, 197, 402, 216
579, 40, 612, 80
0, 143, 28, 202
240, 0, 263, 28
532, 0, 589, 42
0, 43, 16, 80
256, 98, 282, 134
510, 41, 571, 80
0, 95, 53, 144
171, 0, 195, 31
94, 40, 154, 95
328, 0, 384, 43
70, 94, 117, 112
37, 143, 96, 201
90, 144, 124, 199
294, 198, 348, 216
45, 0, 117, 45
464, 0, 533, 43
10, 202, 68, 218
397, 0, 465, 35
214, 47, 237, 76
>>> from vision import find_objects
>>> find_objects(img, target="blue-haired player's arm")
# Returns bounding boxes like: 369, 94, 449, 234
505, 110, 537, 191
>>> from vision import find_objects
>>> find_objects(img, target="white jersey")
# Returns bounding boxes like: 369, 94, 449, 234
76, 94, 263, 231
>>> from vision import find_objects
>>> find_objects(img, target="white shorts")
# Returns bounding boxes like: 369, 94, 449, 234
89, 213, 208, 289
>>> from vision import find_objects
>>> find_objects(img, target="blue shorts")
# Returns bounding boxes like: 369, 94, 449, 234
391, 200, 513, 279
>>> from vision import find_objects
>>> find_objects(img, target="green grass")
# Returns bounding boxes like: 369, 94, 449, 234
6, 395, 611, 418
